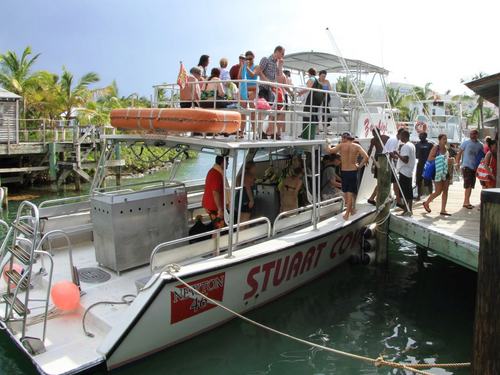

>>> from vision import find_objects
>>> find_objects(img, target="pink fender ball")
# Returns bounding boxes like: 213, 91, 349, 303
2, 263, 23, 283
51, 280, 80, 311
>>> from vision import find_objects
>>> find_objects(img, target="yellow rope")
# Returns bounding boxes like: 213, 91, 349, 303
166, 266, 470, 375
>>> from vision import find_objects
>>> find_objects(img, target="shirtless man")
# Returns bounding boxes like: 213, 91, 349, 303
329, 132, 369, 220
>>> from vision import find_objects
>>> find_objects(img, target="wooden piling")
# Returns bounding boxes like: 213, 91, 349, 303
375, 156, 391, 265
48, 143, 57, 183
472, 188, 500, 374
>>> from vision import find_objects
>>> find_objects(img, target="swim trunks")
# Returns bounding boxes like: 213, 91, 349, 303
341, 170, 358, 194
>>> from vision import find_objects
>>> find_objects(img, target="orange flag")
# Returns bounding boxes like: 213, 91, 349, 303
177, 61, 188, 89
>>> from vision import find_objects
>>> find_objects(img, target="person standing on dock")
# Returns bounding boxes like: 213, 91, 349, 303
415, 132, 434, 200
456, 129, 483, 209
328, 132, 368, 220
394, 130, 415, 214
383, 127, 404, 207
423, 134, 453, 216
367, 127, 389, 205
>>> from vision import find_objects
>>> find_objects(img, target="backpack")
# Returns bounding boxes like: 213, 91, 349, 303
306, 78, 325, 107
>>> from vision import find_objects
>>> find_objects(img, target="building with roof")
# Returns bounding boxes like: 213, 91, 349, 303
0, 88, 21, 144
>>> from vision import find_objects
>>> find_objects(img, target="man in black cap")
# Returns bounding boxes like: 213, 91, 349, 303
329, 132, 369, 220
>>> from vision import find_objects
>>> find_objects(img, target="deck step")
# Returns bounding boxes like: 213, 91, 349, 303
11, 222, 35, 237
2, 294, 30, 316
4, 269, 28, 290
8, 245, 32, 264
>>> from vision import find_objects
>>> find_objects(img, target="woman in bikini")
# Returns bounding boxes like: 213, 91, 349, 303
279, 167, 303, 212
423, 134, 453, 216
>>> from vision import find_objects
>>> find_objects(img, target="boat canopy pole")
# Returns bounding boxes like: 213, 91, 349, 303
234, 150, 249, 248
225, 150, 238, 258
326, 28, 410, 214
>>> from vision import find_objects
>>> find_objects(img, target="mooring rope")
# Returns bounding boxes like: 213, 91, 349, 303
165, 265, 470, 374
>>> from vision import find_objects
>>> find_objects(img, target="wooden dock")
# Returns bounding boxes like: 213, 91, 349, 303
389, 181, 481, 271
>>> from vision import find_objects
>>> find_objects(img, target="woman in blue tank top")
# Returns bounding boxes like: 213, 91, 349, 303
240, 51, 258, 101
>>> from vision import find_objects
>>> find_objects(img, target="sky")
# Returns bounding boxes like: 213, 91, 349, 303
1, 0, 499, 98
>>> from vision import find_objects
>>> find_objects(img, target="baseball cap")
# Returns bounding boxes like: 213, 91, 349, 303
342, 131, 354, 140
239, 54, 245, 59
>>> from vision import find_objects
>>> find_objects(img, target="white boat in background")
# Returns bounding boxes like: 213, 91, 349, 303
406, 99, 465, 144
0, 51, 395, 374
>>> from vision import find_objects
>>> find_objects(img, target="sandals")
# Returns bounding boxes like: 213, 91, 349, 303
440, 212, 451, 216
423, 202, 431, 213
463, 204, 474, 209
367, 199, 376, 206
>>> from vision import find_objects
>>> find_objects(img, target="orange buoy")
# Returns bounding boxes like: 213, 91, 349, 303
110, 108, 241, 134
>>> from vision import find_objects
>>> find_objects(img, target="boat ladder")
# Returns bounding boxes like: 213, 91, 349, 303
0, 201, 55, 355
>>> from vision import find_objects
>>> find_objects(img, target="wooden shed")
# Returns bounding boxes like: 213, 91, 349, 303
0, 88, 20, 144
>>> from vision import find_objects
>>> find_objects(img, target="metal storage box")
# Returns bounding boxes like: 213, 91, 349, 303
91, 184, 188, 273
253, 183, 280, 223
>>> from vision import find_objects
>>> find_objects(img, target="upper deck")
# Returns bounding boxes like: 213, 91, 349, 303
139, 52, 396, 145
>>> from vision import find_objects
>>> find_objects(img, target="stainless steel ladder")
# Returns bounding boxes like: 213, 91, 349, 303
0, 201, 54, 355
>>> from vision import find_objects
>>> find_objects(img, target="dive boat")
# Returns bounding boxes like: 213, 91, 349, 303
0, 51, 395, 374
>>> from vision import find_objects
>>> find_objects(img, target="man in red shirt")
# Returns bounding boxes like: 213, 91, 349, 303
202, 155, 226, 228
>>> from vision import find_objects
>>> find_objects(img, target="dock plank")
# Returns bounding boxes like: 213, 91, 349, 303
389, 180, 482, 271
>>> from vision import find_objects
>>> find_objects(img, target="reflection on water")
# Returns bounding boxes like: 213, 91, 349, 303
0, 156, 475, 375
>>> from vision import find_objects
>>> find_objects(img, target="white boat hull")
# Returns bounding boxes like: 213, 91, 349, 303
102, 210, 376, 370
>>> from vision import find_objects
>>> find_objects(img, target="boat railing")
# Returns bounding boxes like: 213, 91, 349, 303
39, 195, 91, 209
152, 79, 367, 141
150, 216, 272, 273
272, 196, 344, 236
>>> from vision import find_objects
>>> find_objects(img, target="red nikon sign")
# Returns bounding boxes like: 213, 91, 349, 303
170, 272, 225, 324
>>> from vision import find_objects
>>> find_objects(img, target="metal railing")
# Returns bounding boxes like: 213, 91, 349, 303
11, 120, 114, 145
272, 196, 344, 236
39, 194, 91, 209
152, 79, 374, 141
150, 216, 272, 273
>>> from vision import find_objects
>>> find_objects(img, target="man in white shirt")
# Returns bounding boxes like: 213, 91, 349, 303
383, 128, 404, 206
395, 130, 416, 214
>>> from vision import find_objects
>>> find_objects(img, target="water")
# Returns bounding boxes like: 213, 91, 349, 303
0, 156, 475, 375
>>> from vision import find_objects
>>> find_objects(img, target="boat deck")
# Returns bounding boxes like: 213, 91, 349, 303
6, 241, 151, 375
389, 181, 481, 271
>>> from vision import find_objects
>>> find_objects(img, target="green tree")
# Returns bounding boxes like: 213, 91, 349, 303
58, 67, 99, 123
460, 72, 488, 129
0, 46, 50, 128
386, 87, 411, 121
336, 76, 365, 94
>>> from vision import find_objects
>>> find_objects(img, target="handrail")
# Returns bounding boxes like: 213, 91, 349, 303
272, 196, 344, 236
150, 216, 272, 273
36, 230, 77, 286
33, 249, 54, 342
92, 179, 183, 195
39, 194, 90, 208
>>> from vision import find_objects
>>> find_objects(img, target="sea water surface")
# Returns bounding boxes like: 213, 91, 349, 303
0, 155, 475, 374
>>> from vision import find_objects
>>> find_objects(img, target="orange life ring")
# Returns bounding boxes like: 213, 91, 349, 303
110, 108, 241, 134
415, 121, 428, 134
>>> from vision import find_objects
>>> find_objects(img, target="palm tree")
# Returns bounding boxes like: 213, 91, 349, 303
386, 87, 411, 121
0, 46, 48, 128
58, 67, 99, 123
460, 72, 488, 129
336, 76, 365, 94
